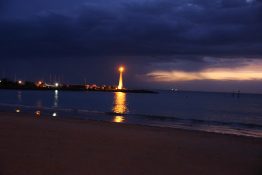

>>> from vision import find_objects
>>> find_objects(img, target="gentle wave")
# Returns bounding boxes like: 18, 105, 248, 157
0, 103, 261, 138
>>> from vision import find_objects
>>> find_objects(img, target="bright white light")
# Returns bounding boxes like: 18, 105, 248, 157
52, 112, 57, 117
55, 83, 59, 87
18, 80, 23, 84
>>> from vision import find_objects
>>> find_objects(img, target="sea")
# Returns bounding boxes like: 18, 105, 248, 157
0, 89, 261, 138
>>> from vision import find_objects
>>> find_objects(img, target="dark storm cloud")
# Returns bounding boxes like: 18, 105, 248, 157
1, 0, 262, 93
0, 0, 262, 59
146, 56, 260, 73
0, 0, 8, 14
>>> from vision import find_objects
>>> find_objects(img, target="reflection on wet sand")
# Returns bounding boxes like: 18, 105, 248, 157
12, 90, 58, 118
35, 110, 41, 117
112, 92, 128, 123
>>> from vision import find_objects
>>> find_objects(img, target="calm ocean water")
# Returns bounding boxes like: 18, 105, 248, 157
0, 89, 261, 138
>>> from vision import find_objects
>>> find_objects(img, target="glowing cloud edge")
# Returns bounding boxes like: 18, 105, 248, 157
147, 67, 262, 82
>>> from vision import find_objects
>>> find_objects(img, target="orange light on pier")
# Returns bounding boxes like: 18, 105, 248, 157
118, 66, 124, 90
119, 66, 124, 72
36, 81, 43, 87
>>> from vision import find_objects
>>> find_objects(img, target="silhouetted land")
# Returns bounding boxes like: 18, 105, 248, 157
0, 78, 157, 93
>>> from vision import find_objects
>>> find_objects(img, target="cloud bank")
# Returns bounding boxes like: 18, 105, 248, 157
1, 0, 262, 92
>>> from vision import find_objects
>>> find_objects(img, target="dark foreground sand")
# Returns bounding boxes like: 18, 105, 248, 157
0, 112, 261, 175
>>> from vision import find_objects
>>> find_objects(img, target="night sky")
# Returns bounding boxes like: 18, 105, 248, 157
1, 0, 262, 93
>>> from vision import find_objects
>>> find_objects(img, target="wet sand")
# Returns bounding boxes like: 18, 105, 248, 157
0, 112, 261, 175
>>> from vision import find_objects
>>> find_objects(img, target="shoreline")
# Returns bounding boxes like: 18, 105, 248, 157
0, 87, 158, 94
0, 112, 261, 175
1, 109, 261, 138
1, 111, 260, 139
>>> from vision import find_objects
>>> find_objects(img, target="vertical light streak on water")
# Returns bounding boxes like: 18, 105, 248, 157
112, 92, 128, 123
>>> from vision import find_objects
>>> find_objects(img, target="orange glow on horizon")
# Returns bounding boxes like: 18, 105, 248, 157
147, 63, 262, 82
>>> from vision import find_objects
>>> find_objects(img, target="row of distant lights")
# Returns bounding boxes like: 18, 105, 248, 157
36, 81, 60, 87
0, 80, 60, 87
0, 80, 23, 84
16, 108, 57, 117
38, 81, 59, 86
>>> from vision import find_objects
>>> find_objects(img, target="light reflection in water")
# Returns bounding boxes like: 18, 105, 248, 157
54, 90, 59, 107
112, 92, 128, 123
17, 91, 22, 103
36, 100, 43, 108
113, 116, 125, 123
16, 91, 22, 114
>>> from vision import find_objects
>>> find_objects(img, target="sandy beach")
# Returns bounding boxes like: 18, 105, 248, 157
0, 112, 261, 175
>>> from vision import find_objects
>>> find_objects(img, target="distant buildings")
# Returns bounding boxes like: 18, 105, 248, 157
0, 66, 126, 91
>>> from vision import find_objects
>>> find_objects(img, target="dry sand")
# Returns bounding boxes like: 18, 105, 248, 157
0, 112, 261, 175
